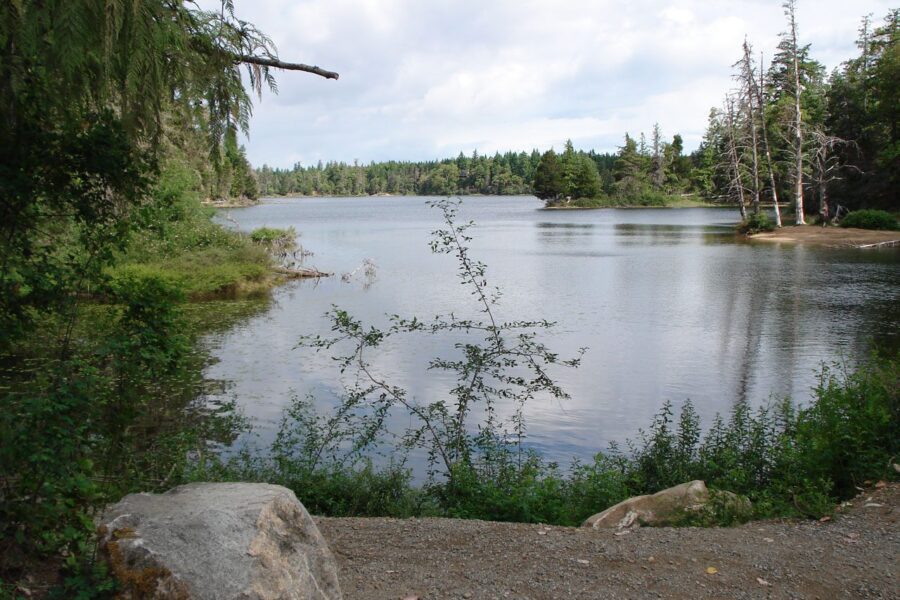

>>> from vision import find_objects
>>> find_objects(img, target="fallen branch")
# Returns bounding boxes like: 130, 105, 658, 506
274, 266, 332, 279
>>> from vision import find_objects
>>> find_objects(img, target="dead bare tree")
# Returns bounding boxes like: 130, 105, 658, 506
651, 123, 665, 190
736, 38, 762, 216
807, 131, 858, 225
723, 97, 748, 219
782, 0, 806, 224
757, 52, 783, 227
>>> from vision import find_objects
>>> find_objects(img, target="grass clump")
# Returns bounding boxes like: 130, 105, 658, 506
109, 161, 273, 299
839, 209, 899, 230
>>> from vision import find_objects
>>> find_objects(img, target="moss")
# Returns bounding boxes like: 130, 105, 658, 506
103, 532, 190, 600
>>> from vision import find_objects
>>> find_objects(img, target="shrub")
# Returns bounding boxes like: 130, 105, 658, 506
839, 209, 899, 230
736, 213, 775, 234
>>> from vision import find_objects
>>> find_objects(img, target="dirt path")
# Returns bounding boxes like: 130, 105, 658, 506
750, 226, 900, 248
317, 484, 899, 599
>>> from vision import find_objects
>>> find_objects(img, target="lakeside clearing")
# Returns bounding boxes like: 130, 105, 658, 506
750, 226, 900, 248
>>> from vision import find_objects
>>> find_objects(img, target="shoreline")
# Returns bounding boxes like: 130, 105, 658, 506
750, 225, 900, 248
540, 203, 724, 210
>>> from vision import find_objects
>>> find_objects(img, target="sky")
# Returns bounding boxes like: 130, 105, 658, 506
207, 0, 896, 169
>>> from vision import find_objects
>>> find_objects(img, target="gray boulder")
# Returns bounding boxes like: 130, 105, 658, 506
582, 480, 751, 529
99, 482, 342, 600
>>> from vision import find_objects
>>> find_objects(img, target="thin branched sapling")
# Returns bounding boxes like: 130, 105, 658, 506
300, 199, 584, 482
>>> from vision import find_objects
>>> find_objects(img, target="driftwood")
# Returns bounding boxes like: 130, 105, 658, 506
274, 266, 332, 279
857, 240, 900, 249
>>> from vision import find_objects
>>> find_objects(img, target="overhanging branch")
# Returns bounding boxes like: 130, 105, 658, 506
238, 55, 339, 80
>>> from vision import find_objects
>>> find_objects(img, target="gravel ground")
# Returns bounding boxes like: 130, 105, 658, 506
316, 484, 899, 600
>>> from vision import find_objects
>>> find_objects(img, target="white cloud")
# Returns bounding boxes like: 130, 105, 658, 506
217, 0, 896, 167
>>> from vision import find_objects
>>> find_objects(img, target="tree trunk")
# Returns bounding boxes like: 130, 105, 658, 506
758, 53, 782, 227
741, 40, 761, 216
725, 100, 747, 219
786, 0, 805, 224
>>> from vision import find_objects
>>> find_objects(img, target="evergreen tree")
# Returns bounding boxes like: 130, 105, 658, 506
826, 10, 899, 209
570, 155, 603, 199
533, 149, 564, 202
613, 134, 650, 198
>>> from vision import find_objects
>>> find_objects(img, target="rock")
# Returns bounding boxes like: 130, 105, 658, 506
98, 482, 342, 600
581, 481, 751, 529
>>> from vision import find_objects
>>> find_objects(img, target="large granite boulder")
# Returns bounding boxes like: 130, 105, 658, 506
582, 480, 750, 529
98, 483, 342, 600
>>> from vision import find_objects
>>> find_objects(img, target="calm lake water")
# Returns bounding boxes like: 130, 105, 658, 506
208, 195, 900, 467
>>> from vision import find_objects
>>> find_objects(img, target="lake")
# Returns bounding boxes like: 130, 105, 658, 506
207, 195, 900, 467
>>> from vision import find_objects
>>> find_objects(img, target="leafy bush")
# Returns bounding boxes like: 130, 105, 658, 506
839, 209, 899, 230
736, 213, 775, 234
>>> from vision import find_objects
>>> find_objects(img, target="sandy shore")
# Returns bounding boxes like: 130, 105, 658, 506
750, 225, 900, 248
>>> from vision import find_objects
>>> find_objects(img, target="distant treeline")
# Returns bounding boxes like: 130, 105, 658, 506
255, 8, 898, 216
256, 151, 536, 197
254, 143, 698, 201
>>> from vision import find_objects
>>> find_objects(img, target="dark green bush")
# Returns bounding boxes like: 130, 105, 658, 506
736, 212, 775, 234
839, 209, 899, 230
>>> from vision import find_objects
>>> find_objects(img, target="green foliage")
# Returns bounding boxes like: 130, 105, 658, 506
560, 192, 710, 209
110, 154, 272, 298
2, 274, 183, 577
257, 150, 535, 197
0, 268, 260, 590
46, 557, 117, 600
568, 155, 603, 200
737, 213, 775, 233
250, 227, 296, 245
204, 354, 897, 528
796, 358, 898, 498
826, 10, 900, 210
0, 2, 291, 588
198, 395, 428, 518
839, 209, 899, 230
621, 355, 898, 519
533, 150, 563, 201
0, 110, 149, 349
